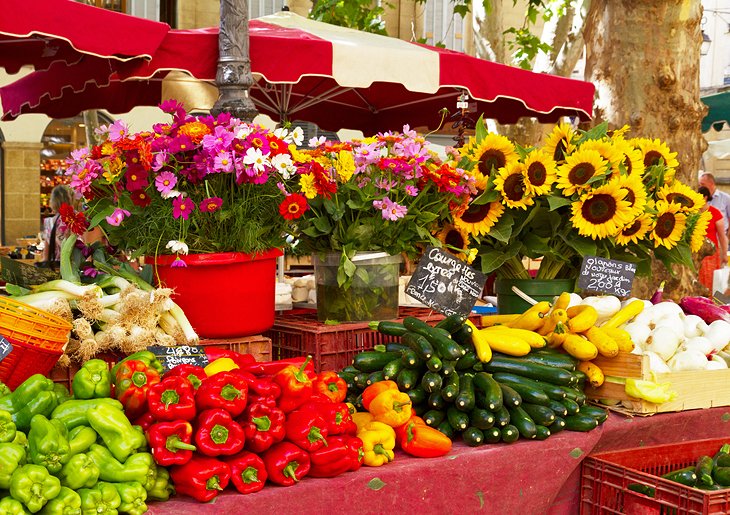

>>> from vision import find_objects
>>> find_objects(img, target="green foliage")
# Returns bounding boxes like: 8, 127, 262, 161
309, 0, 392, 35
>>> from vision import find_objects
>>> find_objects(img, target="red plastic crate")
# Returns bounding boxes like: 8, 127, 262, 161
264, 307, 481, 372
581, 437, 730, 514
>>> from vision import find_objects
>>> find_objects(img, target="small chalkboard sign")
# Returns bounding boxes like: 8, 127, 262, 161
0, 336, 13, 363
405, 246, 487, 317
577, 255, 636, 297
1, 256, 58, 288
147, 345, 209, 373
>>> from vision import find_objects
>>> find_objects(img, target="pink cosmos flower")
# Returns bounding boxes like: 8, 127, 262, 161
172, 196, 195, 220
69, 162, 101, 195
373, 197, 407, 221
405, 185, 419, 196
202, 125, 234, 151
199, 197, 223, 213
213, 151, 234, 173
171, 256, 188, 268
155, 171, 177, 195
108, 120, 129, 142
151, 152, 169, 172
105, 208, 131, 227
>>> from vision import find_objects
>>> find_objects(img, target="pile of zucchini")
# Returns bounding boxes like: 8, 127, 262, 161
339, 315, 608, 446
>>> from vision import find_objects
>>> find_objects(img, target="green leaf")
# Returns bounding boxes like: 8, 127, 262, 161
575, 122, 609, 145
487, 211, 514, 243
475, 115, 488, 142
471, 188, 500, 205
521, 233, 552, 256
546, 195, 572, 211
313, 216, 333, 233
564, 236, 597, 258
88, 201, 115, 229
479, 243, 521, 275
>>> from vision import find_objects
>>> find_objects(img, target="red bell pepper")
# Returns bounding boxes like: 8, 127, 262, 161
301, 399, 357, 436
204, 348, 256, 369
195, 371, 248, 417
313, 371, 347, 403
114, 359, 161, 420
308, 435, 364, 478
195, 408, 245, 456
395, 415, 452, 458
273, 356, 315, 413
261, 442, 310, 486
284, 407, 329, 452
148, 420, 197, 466
247, 393, 278, 408
170, 455, 231, 502
147, 376, 197, 421
223, 451, 268, 495
240, 356, 315, 376
240, 401, 286, 453
163, 364, 208, 390
133, 412, 157, 432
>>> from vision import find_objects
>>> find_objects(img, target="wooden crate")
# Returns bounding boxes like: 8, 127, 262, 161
584, 351, 730, 414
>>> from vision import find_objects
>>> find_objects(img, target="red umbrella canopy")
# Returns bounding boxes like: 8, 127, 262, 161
0, 0, 170, 73
0, 12, 595, 133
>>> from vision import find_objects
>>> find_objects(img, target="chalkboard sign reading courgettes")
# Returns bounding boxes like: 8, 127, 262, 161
147, 345, 209, 373
577, 255, 636, 297
405, 246, 487, 317
0, 336, 12, 363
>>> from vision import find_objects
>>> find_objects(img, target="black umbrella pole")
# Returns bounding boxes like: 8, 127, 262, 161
211, 0, 259, 121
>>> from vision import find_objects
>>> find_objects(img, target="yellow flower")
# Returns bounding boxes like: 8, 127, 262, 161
101, 141, 115, 156
102, 157, 124, 182
689, 210, 713, 253
299, 173, 318, 199
615, 214, 653, 246
579, 139, 624, 179
652, 201, 687, 250
290, 147, 314, 163
335, 150, 355, 182
460, 133, 518, 178
178, 121, 211, 143
543, 122, 577, 163
435, 224, 472, 261
522, 150, 557, 196
556, 149, 609, 196
637, 138, 679, 171
611, 125, 631, 140
610, 174, 647, 219
656, 181, 705, 213
494, 162, 534, 210
610, 137, 645, 177
570, 181, 634, 240
453, 200, 504, 237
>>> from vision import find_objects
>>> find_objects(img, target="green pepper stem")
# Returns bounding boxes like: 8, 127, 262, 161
131, 371, 148, 388
160, 389, 180, 409
220, 384, 242, 401
308, 427, 327, 445
166, 435, 197, 452
328, 382, 339, 393
242, 466, 259, 485
210, 424, 229, 445
252, 416, 272, 432
293, 356, 312, 383
282, 462, 299, 482
393, 401, 411, 412
206, 475, 223, 491
374, 444, 392, 462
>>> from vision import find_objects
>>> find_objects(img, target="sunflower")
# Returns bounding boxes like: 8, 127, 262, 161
460, 133, 518, 177
610, 136, 645, 177
522, 150, 557, 196
610, 174, 647, 218
615, 214, 654, 246
453, 174, 505, 237
651, 201, 687, 249
636, 138, 679, 171
570, 182, 634, 240
436, 224, 473, 261
494, 162, 534, 210
555, 149, 609, 196
578, 139, 624, 179
543, 122, 577, 163
656, 182, 705, 213
687, 210, 713, 253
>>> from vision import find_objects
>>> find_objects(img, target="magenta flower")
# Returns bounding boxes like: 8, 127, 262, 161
108, 120, 129, 142
171, 256, 188, 268
125, 167, 149, 191
405, 185, 419, 196
202, 125, 234, 151
213, 151, 234, 173
172, 196, 195, 220
373, 197, 407, 221
159, 99, 184, 114
69, 162, 101, 195
199, 197, 223, 213
105, 208, 131, 227
155, 171, 178, 195
151, 152, 170, 172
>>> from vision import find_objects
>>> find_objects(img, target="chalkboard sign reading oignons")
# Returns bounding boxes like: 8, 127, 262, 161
0, 336, 12, 363
147, 345, 209, 373
577, 255, 636, 297
405, 246, 487, 317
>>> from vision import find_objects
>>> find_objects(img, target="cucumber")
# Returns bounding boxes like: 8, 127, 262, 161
547, 399, 569, 418
412, 403, 427, 417
342, 375, 356, 392
407, 386, 427, 406
560, 398, 581, 416
578, 404, 609, 424
473, 372, 504, 411
551, 417, 566, 434
441, 361, 457, 377
396, 368, 419, 391
382, 359, 404, 380
385, 342, 410, 353
446, 406, 469, 431
497, 383, 522, 408
353, 393, 364, 412
493, 406, 511, 428
400, 349, 422, 369
484, 427, 502, 444
482, 355, 578, 386
534, 425, 551, 441
402, 332, 434, 360
662, 466, 697, 487
500, 425, 520, 443
493, 374, 550, 406
563, 414, 599, 432
695, 455, 714, 487
511, 351, 578, 371
521, 403, 556, 427
469, 408, 495, 430
436, 419, 455, 439
353, 372, 369, 390
559, 386, 587, 406
376, 321, 409, 336
451, 323, 474, 346
423, 410, 446, 427
428, 391, 448, 411
426, 356, 443, 372
455, 373, 476, 412
507, 405, 537, 439
433, 327, 453, 338
404, 316, 465, 360
421, 371, 443, 393
366, 371, 385, 386
340, 366, 360, 375
455, 352, 479, 371
462, 427, 485, 447
441, 373, 460, 402
353, 351, 402, 372
435, 314, 468, 334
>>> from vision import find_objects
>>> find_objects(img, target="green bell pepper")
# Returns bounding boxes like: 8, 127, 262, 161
77, 482, 120, 515
0, 375, 54, 413
67, 427, 97, 456
28, 415, 70, 474
0, 381, 11, 398
58, 453, 99, 490
87, 404, 145, 463
9, 464, 61, 513
13, 392, 59, 432
0, 443, 26, 489
0, 409, 16, 443
51, 384, 71, 407
0, 496, 28, 515
51, 399, 123, 431
86, 445, 153, 485
145, 467, 174, 502
72, 360, 111, 400
111, 482, 146, 515
11, 431, 27, 449
38, 487, 81, 515
111, 351, 163, 377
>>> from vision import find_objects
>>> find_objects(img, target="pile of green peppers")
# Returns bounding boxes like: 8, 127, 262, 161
0, 361, 175, 514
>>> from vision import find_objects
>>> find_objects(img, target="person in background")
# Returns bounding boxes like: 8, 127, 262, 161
40, 184, 74, 264
699, 172, 730, 236
698, 186, 728, 292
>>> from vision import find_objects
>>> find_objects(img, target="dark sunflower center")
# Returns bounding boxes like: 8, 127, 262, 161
462, 202, 493, 223
622, 220, 642, 237
445, 230, 465, 249
665, 193, 692, 209
554, 140, 568, 162
527, 162, 547, 186
581, 194, 617, 224
568, 163, 596, 185
478, 150, 506, 176
644, 150, 663, 168
623, 155, 633, 173
624, 188, 636, 206
655, 212, 676, 238
504, 174, 526, 202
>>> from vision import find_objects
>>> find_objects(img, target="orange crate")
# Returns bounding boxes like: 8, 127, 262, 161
581, 437, 730, 514
264, 307, 481, 372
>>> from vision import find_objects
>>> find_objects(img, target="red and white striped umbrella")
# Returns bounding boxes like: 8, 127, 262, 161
0, 11, 595, 133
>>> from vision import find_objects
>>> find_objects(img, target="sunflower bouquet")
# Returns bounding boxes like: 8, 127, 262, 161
446, 119, 708, 280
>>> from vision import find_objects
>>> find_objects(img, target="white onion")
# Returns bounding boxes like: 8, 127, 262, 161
680, 336, 714, 357
644, 351, 671, 373
683, 315, 709, 339
668, 350, 709, 371
706, 320, 730, 352
645, 326, 682, 362
624, 322, 651, 349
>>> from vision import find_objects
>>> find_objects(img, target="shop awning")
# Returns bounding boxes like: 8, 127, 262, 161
702, 90, 730, 132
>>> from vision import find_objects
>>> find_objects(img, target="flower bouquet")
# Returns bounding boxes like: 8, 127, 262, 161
284, 127, 473, 321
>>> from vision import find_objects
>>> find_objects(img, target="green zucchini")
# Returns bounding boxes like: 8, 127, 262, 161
469, 408, 495, 430
353, 394, 364, 412
433, 327, 453, 338
426, 356, 443, 372
521, 403, 556, 427
455, 373, 476, 412
713, 466, 730, 487
436, 419, 455, 439
367, 371, 385, 386
550, 417, 566, 434
491, 370, 565, 402
578, 404, 609, 424
462, 427, 484, 447
396, 368, 419, 391
511, 351, 578, 371
493, 406, 511, 428
353, 351, 402, 372
421, 371, 443, 393
560, 398, 581, 416
497, 383, 522, 408
382, 359, 404, 380
534, 425, 551, 440
562, 414, 599, 432
441, 361, 457, 376
435, 314, 468, 334
473, 372, 504, 411
402, 332, 434, 360
482, 355, 577, 386
340, 366, 360, 375
559, 386, 586, 406
697, 483, 724, 491
407, 386, 427, 406
423, 410, 446, 427
493, 374, 550, 406
428, 391, 447, 411
400, 349, 422, 369
663, 466, 697, 487
446, 406, 469, 431
385, 342, 410, 353
472, 362, 484, 372
451, 323, 474, 346
695, 455, 714, 487
507, 405, 537, 439
375, 321, 409, 337
403, 316, 465, 360
547, 399, 568, 418
573, 370, 587, 387
500, 424, 520, 443
455, 352, 479, 371
484, 427, 502, 444
627, 483, 655, 498
413, 403, 428, 417
342, 375, 356, 393
353, 372, 369, 390
441, 373, 460, 402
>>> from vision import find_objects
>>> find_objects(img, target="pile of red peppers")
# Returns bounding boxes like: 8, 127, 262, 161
127, 348, 364, 502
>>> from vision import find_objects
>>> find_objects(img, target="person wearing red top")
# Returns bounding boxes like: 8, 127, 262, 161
699, 186, 728, 292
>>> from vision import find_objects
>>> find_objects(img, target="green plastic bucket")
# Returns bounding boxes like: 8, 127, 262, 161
494, 278, 575, 314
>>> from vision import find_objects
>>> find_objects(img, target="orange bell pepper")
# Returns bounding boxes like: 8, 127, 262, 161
361, 381, 398, 411
368, 389, 412, 427
396, 418, 452, 458
313, 371, 347, 403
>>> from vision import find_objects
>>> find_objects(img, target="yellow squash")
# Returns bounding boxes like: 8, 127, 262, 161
562, 333, 598, 361
602, 327, 635, 352
477, 327, 531, 357
507, 301, 551, 331
602, 300, 645, 330
583, 326, 619, 358
577, 361, 605, 388
566, 305, 599, 333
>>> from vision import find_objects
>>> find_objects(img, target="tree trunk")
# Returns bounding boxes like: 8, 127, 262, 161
583, 0, 706, 300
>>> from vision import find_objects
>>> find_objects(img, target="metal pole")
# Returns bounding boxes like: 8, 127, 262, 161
211, 0, 259, 122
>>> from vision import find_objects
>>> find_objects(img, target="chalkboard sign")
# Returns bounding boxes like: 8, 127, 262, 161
147, 345, 209, 373
1, 256, 59, 288
577, 255, 636, 297
405, 246, 487, 317
0, 336, 12, 363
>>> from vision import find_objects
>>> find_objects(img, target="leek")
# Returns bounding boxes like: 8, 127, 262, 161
59, 236, 80, 283
31, 280, 102, 298
13, 291, 76, 309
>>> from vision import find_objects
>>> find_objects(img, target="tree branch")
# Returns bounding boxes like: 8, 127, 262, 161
550, 0, 592, 77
